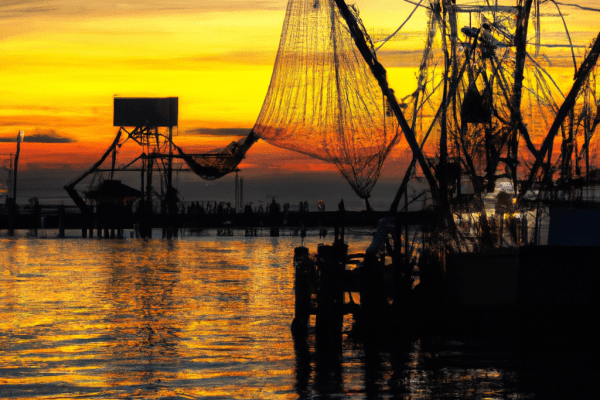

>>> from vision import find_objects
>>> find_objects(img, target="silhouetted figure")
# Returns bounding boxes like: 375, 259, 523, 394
318, 200, 325, 212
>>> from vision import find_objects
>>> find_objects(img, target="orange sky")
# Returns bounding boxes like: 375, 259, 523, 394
0, 0, 599, 206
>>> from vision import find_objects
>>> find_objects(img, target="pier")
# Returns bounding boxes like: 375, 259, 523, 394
0, 204, 433, 237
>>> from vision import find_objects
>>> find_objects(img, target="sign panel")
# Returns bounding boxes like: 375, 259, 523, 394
113, 97, 178, 127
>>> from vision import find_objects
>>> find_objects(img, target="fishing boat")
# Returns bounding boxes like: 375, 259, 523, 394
275, 0, 600, 318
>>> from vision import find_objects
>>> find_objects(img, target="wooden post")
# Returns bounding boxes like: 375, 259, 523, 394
315, 244, 344, 362
360, 253, 388, 320
58, 205, 65, 238
7, 199, 15, 237
33, 201, 40, 238
292, 246, 311, 332
315, 245, 344, 336
141, 157, 153, 238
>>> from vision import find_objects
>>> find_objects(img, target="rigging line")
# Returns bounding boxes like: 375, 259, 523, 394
402, 0, 429, 10
375, 0, 423, 51
549, 0, 577, 76
526, 52, 566, 100
552, 2, 600, 13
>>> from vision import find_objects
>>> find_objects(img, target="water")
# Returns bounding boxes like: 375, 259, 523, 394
0, 230, 596, 399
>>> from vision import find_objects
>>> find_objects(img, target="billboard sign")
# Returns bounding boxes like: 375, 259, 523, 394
113, 97, 178, 127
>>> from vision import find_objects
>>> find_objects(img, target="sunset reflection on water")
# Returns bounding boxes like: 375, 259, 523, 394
0, 230, 578, 399
0, 233, 315, 399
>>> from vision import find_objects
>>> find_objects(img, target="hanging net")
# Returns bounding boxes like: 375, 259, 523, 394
252, 0, 400, 199
176, 131, 258, 180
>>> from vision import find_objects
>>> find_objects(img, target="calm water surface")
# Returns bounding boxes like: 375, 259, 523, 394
0, 230, 594, 399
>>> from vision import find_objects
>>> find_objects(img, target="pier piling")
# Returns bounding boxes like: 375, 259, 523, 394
58, 205, 65, 238
315, 245, 345, 336
292, 246, 311, 331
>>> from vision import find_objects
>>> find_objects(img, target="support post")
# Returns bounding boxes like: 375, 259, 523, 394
13, 131, 24, 204
7, 199, 15, 237
315, 245, 344, 334
315, 245, 344, 358
58, 205, 65, 238
292, 246, 312, 332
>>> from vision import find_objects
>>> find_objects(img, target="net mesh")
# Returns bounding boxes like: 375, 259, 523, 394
253, 0, 400, 199
176, 132, 258, 181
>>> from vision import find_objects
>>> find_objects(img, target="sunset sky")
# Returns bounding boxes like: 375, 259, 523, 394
1, 0, 599, 209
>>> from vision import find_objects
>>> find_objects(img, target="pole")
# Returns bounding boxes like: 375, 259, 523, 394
13, 131, 24, 203
168, 126, 173, 189
240, 178, 244, 212
235, 171, 239, 211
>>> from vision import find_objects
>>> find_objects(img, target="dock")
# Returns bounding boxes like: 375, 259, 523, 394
0, 205, 433, 238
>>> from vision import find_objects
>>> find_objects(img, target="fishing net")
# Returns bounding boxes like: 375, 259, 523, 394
405, 3, 563, 174
176, 132, 258, 181
252, 0, 400, 200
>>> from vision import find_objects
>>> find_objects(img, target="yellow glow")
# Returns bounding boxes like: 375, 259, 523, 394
0, 0, 597, 173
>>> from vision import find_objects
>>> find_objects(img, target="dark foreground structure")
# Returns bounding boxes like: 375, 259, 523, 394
0, 203, 432, 237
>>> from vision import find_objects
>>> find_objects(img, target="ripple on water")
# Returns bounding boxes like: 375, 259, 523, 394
0, 233, 587, 399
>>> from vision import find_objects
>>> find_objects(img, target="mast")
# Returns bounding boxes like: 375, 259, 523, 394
333, 0, 460, 234
438, 0, 450, 204
509, 0, 534, 198
518, 31, 600, 203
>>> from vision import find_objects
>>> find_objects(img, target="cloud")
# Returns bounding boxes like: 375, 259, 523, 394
108, 0, 284, 13
189, 50, 277, 66
0, 0, 50, 8
184, 127, 253, 136
0, 1, 58, 20
0, 129, 75, 143
111, 0, 284, 12
376, 49, 432, 67
0, 0, 283, 20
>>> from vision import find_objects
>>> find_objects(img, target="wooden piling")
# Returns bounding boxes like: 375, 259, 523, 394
359, 253, 388, 320
292, 246, 312, 331
58, 205, 65, 238
315, 245, 345, 336
7, 199, 15, 237
34, 201, 40, 238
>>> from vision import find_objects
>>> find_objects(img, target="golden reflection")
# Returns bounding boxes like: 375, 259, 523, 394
0, 236, 322, 399
0, 234, 540, 398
